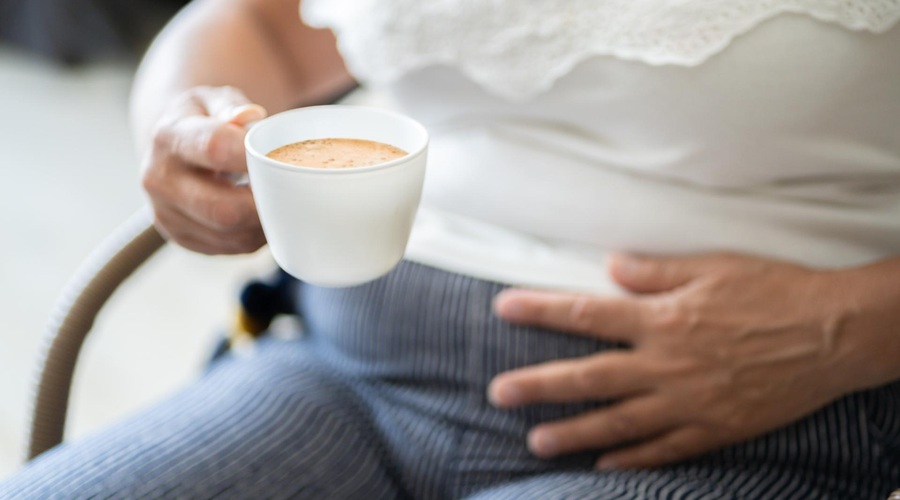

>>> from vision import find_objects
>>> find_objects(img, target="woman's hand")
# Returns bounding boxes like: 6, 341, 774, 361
142, 85, 268, 254
488, 252, 872, 469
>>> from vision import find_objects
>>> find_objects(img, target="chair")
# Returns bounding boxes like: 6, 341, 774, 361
26, 207, 293, 460
26, 208, 166, 459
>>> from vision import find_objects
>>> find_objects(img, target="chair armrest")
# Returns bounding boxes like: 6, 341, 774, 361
27, 207, 166, 459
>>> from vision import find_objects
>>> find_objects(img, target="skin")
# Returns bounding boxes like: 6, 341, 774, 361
133, 0, 900, 470
489, 252, 900, 468
132, 0, 354, 254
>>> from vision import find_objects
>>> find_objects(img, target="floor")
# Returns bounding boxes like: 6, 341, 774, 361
0, 45, 275, 478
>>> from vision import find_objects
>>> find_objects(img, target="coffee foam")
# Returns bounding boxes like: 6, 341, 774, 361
266, 138, 408, 169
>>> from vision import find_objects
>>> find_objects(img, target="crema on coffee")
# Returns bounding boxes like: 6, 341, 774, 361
266, 138, 408, 169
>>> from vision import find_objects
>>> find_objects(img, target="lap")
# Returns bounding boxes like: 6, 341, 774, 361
4, 261, 898, 498
0, 338, 400, 499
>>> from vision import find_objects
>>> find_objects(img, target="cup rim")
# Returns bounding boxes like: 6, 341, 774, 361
244, 104, 429, 175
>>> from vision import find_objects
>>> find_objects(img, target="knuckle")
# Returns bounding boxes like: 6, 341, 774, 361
151, 124, 175, 153
140, 169, 158, 194
571, 365, 597, 394
567, 297, 597, 332
649, 299, 687, 333
166, 90, 198, 116
188, 85, 214, 100
140, 157, 166, 195
218, 85, 243, 100
604, 413, 631, 439
208, 85, 248, 113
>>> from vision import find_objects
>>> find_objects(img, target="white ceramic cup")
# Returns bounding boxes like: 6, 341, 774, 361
245, 105, 428, 287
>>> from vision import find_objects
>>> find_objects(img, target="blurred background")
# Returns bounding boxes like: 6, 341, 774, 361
0, 0, 275, 478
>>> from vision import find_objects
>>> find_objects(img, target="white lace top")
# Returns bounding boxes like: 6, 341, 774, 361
303, 0, 900, 293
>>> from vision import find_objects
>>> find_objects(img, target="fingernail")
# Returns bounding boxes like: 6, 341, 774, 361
528, 430, 558, 457
488, 380, 522, 407
229, 104, 266, 126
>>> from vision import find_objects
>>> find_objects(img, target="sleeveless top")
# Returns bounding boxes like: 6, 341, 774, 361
302, 1, 900, 293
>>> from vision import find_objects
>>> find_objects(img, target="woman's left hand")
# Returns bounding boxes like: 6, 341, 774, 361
489, 252, 865, 469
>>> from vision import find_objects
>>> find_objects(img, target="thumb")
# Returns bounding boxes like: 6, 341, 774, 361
226, 103, 267, 127
608, 253, 701, 294
201, 86, 268, 126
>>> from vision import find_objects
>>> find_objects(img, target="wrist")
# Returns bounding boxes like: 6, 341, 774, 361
820, 258, 900, 393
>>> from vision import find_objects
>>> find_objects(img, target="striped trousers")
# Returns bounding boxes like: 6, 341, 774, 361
2, 261, 899, 498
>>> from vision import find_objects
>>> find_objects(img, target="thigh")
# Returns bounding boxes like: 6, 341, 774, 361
0, 338, 401, 500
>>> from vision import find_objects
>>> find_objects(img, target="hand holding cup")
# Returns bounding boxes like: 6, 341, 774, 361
245, 105, 429, 287
142, 86, 267, 254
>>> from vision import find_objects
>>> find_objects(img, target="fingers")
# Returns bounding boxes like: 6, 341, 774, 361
171, 169, 260, 231
156, 116, 248, 173
493, 289, 644, 343
146, 161, 261, 229
143, 86, 268, 255
525, 397, 676, 459
520, 395, 717, 468
607, 252, 748, 294
153, 86, 267, 174
201, 85, 264, 123
607, 253, 699, 294
488, 352, 649, 407
152, 192, 265, 255
172, 85, 267, 125
143, 148, 266, 255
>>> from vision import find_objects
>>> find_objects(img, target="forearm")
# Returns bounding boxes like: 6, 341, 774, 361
829, 255, 900, 392
130, 0, 352, 152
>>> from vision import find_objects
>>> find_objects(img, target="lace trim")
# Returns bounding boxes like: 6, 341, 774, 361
302, 0, 900, 99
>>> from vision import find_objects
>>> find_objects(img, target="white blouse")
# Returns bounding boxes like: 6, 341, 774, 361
302, 1, 900, 293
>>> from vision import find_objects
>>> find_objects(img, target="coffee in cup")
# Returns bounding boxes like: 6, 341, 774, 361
266, 138, 408, 169
245, 105, 428, 287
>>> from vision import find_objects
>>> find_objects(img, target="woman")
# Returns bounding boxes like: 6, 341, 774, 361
3, 0, 900, 497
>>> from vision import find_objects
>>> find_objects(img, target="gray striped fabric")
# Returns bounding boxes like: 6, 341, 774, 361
2, 261, 898, 498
